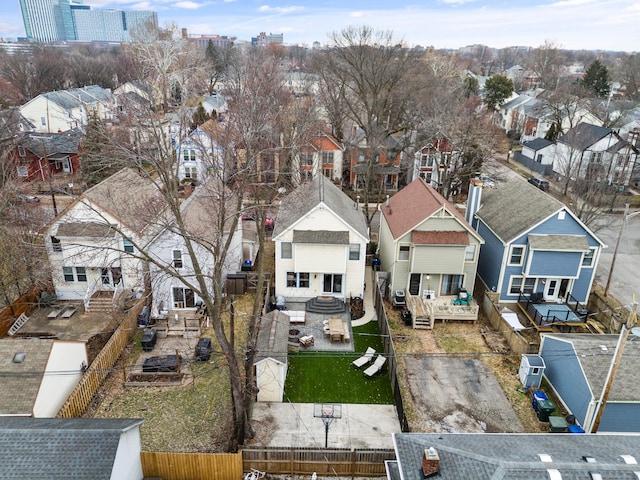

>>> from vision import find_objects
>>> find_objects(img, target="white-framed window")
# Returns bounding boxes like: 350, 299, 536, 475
441, 274, 464, 296
63, 266, 87, 282
398, 244, 410, 261
173, 250, 183, 268
582, 247, 596, 267
300, 170, 313, 182
17, 146, 26, 157
17, 165, 28, 177
509, 276, 523, 295
173, 286, 195, 308
509, 245, 524, 265
184, 166, 197, 179
523, 278, 536, 294
349, 244, 360, 261
123, 238, 134, 253
322, 151, 334, 164
183, 149, 196, 162
286, 272, 310, 288
323, 274, 342, 293
465, 244, 476, 262
281, 242, 292, 259
300, 152, 314, 166
420, 154, 435, 168
419, 171, 433, 182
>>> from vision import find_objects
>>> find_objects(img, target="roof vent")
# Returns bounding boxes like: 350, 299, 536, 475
539, 454, 553, 463
582, 456, 596, 463
12, 352, 27, 363
547, 469, 562, 480
621, 455, 638, 465
421, 447, 440, 478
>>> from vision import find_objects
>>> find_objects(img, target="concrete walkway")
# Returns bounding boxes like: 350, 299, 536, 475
352, 266, 377, 327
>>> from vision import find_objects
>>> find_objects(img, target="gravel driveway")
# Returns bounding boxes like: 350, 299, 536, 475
403, 356, 524, 433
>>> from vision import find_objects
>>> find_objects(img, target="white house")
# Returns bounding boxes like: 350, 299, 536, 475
521, 138, 556, 166
20, 90, 86, 134
147, 180, 243, 315
175, 119, 225, 183
272, 175, 369, 301
45, 168, 166, 310
0, 338, 88, 417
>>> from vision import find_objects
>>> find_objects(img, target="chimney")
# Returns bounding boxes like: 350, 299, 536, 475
385, 194, 390, 207
421, 447, 440, 478
465, 178, 483, 228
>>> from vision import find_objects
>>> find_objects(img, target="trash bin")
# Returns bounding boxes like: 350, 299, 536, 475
532, 390, 548, 412
402, 309, 412, 326
548, 416, 568, 433
567, 425, 585, 434
536, 399, 556, 422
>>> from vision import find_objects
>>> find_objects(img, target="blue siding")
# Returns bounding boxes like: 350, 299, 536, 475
529, 250, 582, 277
599, 403, 640, 432
476, 222, 504, 292
571, 273, 592, 303
540, 337, 592, 427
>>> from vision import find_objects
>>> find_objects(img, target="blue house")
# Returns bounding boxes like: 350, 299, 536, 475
467, 178, 605, 305
540, 333, 640, 433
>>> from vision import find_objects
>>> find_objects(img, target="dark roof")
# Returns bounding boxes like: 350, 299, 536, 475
411, 231, 469, 246
42, 90, 82, 110
272, 175, 368, 241
254, 310, 289, 364
393, 432, 640, 480
56, 222, 116, 238
0, 417, 143, 479
475, 177, 564, 242
557, 122, 612, 150
523, 138, 554, 151
21, 131, 82, 157
293, 230, 349, 244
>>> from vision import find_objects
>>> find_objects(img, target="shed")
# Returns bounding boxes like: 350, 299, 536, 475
518, 354, 545, 389
254, 310, 290, 402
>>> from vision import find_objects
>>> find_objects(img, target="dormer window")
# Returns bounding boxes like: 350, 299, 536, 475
18, 146, 25, 157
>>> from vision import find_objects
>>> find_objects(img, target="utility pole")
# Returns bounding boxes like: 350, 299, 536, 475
590, 301, 638, 433
605, 204, 640, 297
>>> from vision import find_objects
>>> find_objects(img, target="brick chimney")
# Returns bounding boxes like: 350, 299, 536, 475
421, 447, 440, 478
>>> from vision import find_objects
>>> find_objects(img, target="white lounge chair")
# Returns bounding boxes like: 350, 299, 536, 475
352, 347, 375, 368
363, 355, 387, 377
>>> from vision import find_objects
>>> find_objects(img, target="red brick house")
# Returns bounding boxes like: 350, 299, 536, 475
347, 126, 403, 192
12, 131, 82, 182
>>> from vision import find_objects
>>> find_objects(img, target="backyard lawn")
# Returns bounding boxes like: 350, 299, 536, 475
283, 320, 394, 404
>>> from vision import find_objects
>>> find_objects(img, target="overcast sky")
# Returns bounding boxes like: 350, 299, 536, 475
1, 0, 639, 52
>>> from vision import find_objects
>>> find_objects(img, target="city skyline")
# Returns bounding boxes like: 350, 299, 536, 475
1, 0, 640, 52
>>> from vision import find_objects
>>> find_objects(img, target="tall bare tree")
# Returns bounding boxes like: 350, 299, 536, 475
530, 40, 564, 90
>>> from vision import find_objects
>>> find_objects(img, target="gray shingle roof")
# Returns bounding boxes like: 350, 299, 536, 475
393, 432, 640, 480
254, 310, 290, 364
557, 122, 612, 150
0, 417, 143, 479
21, 131, 82, 157
523, 138, 554, 151
273, 176, 368, 241
0, 339, 54, 415
293, 230, 349, 244
528, 234, 589, 251
43, 91, 83, 111
475, 177, 564, 243
56, 222, 116, 238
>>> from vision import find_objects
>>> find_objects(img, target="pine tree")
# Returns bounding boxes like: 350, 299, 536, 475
581, 60, 611, 98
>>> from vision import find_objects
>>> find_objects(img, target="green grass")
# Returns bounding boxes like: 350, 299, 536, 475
283, 320, 394, 404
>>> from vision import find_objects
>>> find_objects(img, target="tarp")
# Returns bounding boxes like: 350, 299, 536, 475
501, 307, 525, 331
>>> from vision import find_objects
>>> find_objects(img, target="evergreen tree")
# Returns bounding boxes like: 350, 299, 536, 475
483, 74, 513, 111
581, 60, 610, 98
190, 102, 211, 131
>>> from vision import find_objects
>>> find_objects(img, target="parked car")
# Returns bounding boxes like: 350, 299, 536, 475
479, 175, 495, 188
142, 354, 183, 372
528, 177, 549, 191
195, 337, 212, 362
141, 328, 157, 352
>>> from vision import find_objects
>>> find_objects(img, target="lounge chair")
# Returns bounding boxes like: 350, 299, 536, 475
352, 347, 375, 368
363, 355, 387, 377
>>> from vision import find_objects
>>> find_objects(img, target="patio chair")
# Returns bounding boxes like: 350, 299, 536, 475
352, 347, 375, 368
363, 355, 387, 377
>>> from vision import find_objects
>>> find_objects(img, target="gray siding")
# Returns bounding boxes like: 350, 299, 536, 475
412, 246, 465, 274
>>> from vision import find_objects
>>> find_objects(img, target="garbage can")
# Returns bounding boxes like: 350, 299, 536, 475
567, 425, 585, 434
532, 390, 548, 412
548, 416, 568, 433
536, 399, 556, 422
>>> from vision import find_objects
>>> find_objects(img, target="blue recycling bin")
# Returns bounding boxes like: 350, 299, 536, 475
532, 390, 548, 412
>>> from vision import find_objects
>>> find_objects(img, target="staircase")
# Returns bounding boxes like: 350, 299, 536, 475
86, 291, 114, 313
305, 296, 347, 315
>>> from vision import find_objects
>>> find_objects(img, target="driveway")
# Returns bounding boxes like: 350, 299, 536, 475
403, 356, 524, 433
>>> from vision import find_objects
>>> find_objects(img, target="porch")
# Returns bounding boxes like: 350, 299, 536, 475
517, 292, 591, 333
405, 291, 479, 330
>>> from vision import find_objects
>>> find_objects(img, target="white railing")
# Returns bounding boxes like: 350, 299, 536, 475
84, 278, 100, 312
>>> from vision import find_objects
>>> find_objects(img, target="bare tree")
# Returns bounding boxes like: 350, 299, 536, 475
530, 40, 564, 90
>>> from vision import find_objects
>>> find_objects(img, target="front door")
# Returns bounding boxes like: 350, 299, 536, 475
544, 278, 559, 301
408, 274, 421, 296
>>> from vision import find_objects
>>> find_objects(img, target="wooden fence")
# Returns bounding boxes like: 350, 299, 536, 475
56, 300, 145, 418
242, 446, 394, 477
0, 287, 40, 337
141, 451, 243, 480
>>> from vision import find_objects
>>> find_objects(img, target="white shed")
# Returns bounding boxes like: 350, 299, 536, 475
518, 354, 546, 389
254, 311, 290, 402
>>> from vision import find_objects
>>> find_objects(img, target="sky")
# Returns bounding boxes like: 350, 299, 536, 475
1, 0, 639, 52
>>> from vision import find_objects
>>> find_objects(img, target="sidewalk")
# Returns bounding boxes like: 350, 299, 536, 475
352, 266, 377, 327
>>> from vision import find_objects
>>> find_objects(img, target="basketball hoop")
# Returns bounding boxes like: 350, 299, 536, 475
314, 403, 342, 448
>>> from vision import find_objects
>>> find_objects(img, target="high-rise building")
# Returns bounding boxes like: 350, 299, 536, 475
19, 0, 157, 43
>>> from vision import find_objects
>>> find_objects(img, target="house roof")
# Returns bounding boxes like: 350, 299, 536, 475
557, 122, 612, 150
382, 178, 479, 242
412, 231, 469, 246
293, 230, 349, 244
42, 90, 83, 111
254, 310, 290, 364
56, 222, 116, 238
523, 138, 554, 151
475, 178, 565, 243
0, 417, 143, 478
179, 180, 239, 238
391, 432, 640, 480
0, 338, 54, 415
528, 234, 590, 251
272, 175, 369, 241
0, 108, 34, 140
542, 333, 640, 401
21, 131, 82, 157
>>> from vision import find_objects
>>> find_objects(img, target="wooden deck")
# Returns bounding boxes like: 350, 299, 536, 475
406, 293, 479, 330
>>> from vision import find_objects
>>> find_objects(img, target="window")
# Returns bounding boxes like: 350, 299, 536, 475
17, 165, 28, 177
63, 266, 86, 282
349, 244, 360, 261
123, 238, 134, 253
358, 152, 365, 163
40, 116, 46, 126
300, 169, 313, 182
173, 286, 195, 308
287, 272, 310, 288
323, 168, 332, 178
184, 166, 197, 179
523, 278, 536, 294
465, 244, 476, 262
419, 171, 433, 183
300, 152, 314, 166
398, 245, 410, 261
281, 242, 292, 259
509, 276, 523, 295
18, 146, 25, 157
51, 236, 62, 252
509, 246, 524, 265
323, 274, 342, 293
63, 266, 74, 282
173, 250, 183, 268
582, 248, 595, 267
420, 154, 435, 168
76, 267, 87, 282
531, 367, 540, 375
322, 151, 334, 164
183, 149, 196, 162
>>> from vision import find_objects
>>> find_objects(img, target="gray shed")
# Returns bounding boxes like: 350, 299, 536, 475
518, 354, 545, 389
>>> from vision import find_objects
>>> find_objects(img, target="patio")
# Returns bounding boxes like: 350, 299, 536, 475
517, 292, 590, 333
285, 303, 354, 354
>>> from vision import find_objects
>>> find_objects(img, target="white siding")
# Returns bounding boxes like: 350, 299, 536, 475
256, 359, 286, 402
295, 244, 346, 273
110, 427, 144, 480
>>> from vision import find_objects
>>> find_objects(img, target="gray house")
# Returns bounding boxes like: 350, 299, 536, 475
540, 333, 640, 433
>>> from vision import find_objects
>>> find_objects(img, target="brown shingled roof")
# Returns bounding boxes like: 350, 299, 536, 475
412, 230, 469, 245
